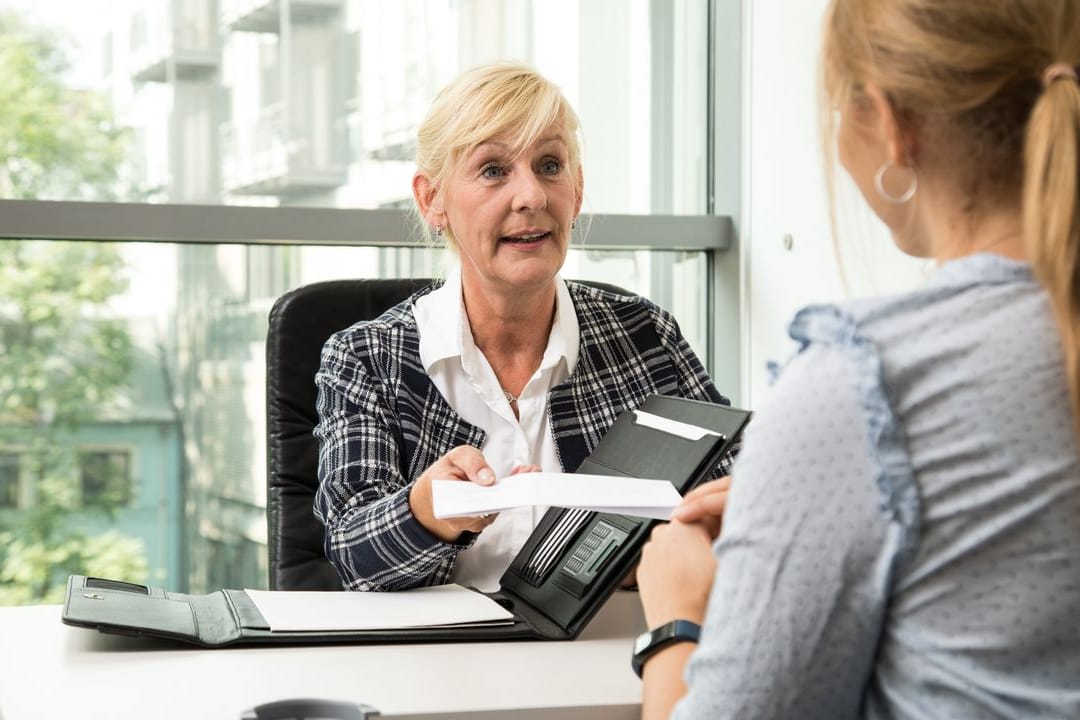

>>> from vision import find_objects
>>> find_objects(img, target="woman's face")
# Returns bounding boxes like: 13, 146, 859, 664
439, 127, 582, 296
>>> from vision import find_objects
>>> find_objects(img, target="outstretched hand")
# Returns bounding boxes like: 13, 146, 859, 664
409, 446, 501, 542
409, 449, 541, 543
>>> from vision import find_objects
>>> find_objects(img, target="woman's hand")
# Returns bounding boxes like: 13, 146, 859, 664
637, 519, 715, 629
408, 445, 501, 542
670, 475, 731, 540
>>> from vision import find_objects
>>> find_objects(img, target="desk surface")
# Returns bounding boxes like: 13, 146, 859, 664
0, 590, 645, 720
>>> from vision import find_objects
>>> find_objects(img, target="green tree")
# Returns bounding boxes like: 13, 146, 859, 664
0, 14, 145, 604
0, 12, 127, 201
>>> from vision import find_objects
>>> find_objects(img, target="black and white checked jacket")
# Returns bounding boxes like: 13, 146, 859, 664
313, 280, 732, 591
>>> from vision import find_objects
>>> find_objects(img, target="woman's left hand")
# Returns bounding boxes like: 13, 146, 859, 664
637, 519, 716, 628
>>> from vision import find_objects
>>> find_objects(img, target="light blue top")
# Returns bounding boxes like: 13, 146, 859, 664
675, 254, 1080, 719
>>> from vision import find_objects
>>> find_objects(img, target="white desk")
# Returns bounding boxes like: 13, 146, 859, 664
0, 590, 645, 720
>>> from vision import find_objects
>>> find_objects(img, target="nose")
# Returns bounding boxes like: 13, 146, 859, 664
511, 169, 547, 213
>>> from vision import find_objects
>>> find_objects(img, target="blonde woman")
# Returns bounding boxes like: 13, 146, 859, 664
637, 1, 1080, 717
314, 62, 733, 593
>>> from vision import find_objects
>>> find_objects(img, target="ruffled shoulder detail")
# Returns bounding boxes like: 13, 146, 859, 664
789, 304, 922, 562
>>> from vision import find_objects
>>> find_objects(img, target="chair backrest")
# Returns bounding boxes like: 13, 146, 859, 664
265, 277, 630, 590
266, 278, 431, 590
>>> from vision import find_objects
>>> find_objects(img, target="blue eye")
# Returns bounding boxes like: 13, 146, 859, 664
540, 159, 562, 175
481, 164, 505, 179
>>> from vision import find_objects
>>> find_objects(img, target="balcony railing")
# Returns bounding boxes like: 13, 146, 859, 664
220, 0, 342, 34
221, 102, 346, 196
130, 5, 220, 83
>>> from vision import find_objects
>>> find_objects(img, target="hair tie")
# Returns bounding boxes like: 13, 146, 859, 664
1042, 62, 1078, 89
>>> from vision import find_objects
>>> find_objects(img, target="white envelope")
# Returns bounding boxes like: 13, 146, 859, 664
431, 471, 682, 520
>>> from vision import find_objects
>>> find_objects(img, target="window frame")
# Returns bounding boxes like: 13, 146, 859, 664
0, 200, 732, 251
0, 199, 736, 378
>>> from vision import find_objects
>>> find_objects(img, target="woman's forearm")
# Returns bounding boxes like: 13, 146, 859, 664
641, 642, 697, 720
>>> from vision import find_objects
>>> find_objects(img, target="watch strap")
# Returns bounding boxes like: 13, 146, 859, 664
631, 618, 701, 678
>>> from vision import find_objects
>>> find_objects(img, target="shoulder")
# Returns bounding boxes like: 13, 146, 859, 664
565, 280, 678, 335
787, 256, 1048, 358
763, 302, 921, 550
565, 279, 647, 308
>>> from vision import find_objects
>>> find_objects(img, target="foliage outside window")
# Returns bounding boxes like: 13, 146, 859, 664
0, 13, 149, 604
79, 449, 133, 512
0, 452, 20, 508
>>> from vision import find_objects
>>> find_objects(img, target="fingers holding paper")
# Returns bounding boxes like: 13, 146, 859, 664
409, 445, 500, 542
670, 476, 731, 539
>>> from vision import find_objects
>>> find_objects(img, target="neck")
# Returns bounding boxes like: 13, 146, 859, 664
917, 185, 1026, 263
460, 275, 558, 397
462, 280, 557, 351
937, 211, 1025, 263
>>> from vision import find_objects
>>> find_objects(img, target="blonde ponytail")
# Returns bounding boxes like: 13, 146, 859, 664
1023, 73, 1080, 438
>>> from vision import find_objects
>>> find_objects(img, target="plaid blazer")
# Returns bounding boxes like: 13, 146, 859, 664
313, 281, 732, 591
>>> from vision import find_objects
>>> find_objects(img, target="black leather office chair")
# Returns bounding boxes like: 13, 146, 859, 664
265, 277, 629, 590
266, 278, 431, 590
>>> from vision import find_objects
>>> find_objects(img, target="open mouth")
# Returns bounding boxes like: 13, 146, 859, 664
501, 231, 551, 244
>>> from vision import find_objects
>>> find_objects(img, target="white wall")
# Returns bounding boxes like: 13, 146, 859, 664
738, 0, 929, 407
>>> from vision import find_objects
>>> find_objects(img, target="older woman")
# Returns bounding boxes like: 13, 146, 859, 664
313, 62, 732, 593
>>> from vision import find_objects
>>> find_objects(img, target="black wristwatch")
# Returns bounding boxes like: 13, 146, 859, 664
631, 619, 701, 678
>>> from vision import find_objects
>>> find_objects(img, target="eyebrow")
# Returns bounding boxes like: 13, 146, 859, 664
471, 134, 568, 156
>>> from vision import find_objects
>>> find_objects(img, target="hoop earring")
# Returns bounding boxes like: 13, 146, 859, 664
874, 161, 918, 204
434, 224, 443, 238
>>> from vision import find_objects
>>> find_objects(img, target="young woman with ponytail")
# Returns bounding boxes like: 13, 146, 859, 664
634, 2, 1080, 717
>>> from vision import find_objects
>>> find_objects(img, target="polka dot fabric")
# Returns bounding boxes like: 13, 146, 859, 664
673, 253, 1080, 719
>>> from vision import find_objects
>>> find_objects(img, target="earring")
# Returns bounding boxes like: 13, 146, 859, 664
874, 161, 918, 204
570, 218, 577, 230
434, 224, 444, 238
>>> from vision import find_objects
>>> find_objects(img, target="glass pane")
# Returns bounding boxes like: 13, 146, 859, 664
0, 238, 707, 602
0, 0, 708, 213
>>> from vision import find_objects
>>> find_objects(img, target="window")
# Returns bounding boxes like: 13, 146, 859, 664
0, 0, 734, 603
1, 0, 709, 213
79, 449, 134, 511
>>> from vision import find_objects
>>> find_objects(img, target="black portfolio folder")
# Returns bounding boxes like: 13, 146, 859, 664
62, 395, 751, 647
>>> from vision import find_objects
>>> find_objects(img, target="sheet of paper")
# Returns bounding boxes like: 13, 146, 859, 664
632, 409, 723, 441
245, 584, 515, 632
431, 472, 681, 520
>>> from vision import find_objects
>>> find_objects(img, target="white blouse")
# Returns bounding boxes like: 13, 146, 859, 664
412, 264, 580, 592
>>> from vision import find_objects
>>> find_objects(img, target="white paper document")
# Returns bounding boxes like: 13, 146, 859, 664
431, 471, 682, 520
245, 584, 515, 632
